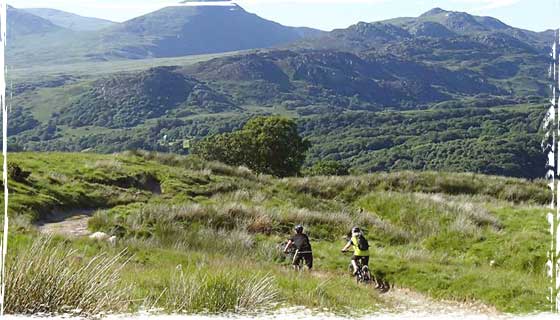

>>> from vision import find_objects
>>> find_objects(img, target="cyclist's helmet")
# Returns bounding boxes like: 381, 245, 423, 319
352, 227, 361, 234
295, 225, 304, 234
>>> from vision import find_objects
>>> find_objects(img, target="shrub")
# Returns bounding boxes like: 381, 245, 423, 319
304, 160, 350, 177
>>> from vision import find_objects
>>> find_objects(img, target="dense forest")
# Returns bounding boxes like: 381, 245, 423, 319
9, 103, 547, 179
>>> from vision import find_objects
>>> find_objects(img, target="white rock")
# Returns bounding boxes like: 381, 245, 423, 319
89, 231, 110, 241
108, 236, 117, 245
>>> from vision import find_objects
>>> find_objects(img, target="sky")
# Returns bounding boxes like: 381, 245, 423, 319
8, 0, 559, 32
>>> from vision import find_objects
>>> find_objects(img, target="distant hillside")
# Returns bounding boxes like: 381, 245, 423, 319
6, 7, 552, 178
296, 8, 548, 52
54, 66, 236, 128
9, 59, 547, 178
22, 8, 116, 31
7, 5, 62, 37
291, 8, 549, 97
6, 6, 549, 70
398, 8, 549, 49
184, 50, 504, 107
7, 4, 323, 66
94, 5, 323, 59
6, 6, 90, 66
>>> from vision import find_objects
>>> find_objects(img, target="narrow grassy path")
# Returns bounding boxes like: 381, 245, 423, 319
36, 209, 94, 237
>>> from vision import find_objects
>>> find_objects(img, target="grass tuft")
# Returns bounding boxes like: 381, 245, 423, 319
156, 266, 279, 314
5, 237, 130, 316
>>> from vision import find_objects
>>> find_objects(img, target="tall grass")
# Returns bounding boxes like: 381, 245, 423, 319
359, 192, 503, 241
155, 266, 279, 314
90, 188, 505, 250
283, 171, 550, 204
5, 237, 130, 316
122, 150, 259, 180
89, 200, 382, 242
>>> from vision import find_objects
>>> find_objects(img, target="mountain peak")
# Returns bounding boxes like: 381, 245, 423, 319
415, 8, 493, 34
420, 8, 448, 17
99, 2, 318, 59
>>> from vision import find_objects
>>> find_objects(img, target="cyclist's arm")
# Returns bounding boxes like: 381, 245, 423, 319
284, 240, 294, 253
341, 241, 352, 252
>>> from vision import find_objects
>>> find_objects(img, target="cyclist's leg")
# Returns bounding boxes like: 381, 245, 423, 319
362, 256, 370, 270
350, 256, 359, 274
293, 253, 302, 270
360, 257, 371, 281
304, 253, 313, 270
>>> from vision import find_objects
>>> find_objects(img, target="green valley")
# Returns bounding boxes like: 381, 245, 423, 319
6, 6, 551, 179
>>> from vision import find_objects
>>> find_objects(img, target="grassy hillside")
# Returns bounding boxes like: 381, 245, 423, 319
5, 151, 551, 314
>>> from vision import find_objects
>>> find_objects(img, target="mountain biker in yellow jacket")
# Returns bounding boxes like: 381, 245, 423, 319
341, 227, 369, 275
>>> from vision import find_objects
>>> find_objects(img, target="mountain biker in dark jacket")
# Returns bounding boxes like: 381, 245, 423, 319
284, 225, 313, 270
341, 227, 369, 275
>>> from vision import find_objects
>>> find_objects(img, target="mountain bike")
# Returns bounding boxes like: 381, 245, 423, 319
355, 258, 372, 284
342, 250, 391, 292
343, 251, 372, 284
279, 241, 311, 271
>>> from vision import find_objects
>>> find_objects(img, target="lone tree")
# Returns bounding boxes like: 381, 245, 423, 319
193, 116, 310, 177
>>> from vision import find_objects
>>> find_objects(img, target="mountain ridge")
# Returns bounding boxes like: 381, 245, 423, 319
7, 4, 324, 66
22, 8, 116, 31
8, 6, 551, 67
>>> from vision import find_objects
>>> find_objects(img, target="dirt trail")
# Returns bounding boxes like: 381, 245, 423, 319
379, 286, 500, 317
36, 209, 94, 238
305, 267, 501, 317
